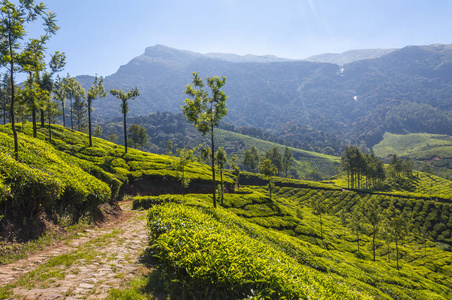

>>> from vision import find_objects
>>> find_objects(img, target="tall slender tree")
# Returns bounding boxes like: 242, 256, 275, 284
128, 124, 149, 150
243, 145, 259, 172
282, 146, 293, 178
311, 192, 327, 239
38, 51, 65, 128
21, 39, 64, 137
110, 87, 140, 153
348, 208, 365, 252
63, 76, 85, 131
53, 75, 66, 127
17, 78, 47, 136
0, 0, 59, 159
216, 147, 227, 205
385, 202, 412, 270
172, 147, 195, 195
259, 159, 278, 201
45, 98, 60, 142
265, 146, 283, 175
72, 89, 87, 131
361, 197, 384, 261
183, 72, 228, 208
86, 76, 106, 146
1, 72, 11, 125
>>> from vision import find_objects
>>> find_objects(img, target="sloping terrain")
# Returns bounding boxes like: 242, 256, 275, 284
373, 132, 452, 179
0, 123, 232, 243
2, 124, 452, 299
76, 43, 452, 149
127, 184, 452, 299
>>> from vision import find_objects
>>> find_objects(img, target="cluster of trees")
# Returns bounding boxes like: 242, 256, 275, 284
241, 145, 294, 201
0, 0, 141, 158
341, 146, 386, 189
243, 145, 294, 178
348, 199, 412, 270
311, 194, 412, 270
341, 146, 414, 190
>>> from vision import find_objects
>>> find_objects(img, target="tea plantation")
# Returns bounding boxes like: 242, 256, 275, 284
0, 123, 233, 233
2, 124, 452, 299
373, 132, 452, 180
130, 189, 452, 299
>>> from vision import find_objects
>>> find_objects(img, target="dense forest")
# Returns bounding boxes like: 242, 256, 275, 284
94, 112, 344, 156
54, 43, 452, 152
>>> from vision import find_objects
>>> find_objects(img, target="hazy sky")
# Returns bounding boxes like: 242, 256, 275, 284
25, 0, 452, 77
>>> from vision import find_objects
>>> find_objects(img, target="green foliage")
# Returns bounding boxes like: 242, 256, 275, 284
242, 145, 259, 172
138, 189, 452, 299
216, 129, 340, 179
0, 0, 61, 160
147, 201, 369, 299
0, 152, 64, 216
172, 147, 195, 193
183, 72, 228, 208
86, 76, 107, 146
128, 124, 149, 150
374, 132, 452, 180
109, 87, 140, 153
0, 123, 233, 217
62, 76, 85, 131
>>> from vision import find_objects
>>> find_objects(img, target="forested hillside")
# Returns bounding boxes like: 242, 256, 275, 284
68, 43, 452, 150
96, 112, 340, 180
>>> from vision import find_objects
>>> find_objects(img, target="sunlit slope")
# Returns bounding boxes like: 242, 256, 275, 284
373, 132, 452, 179
0, 123, 232, 217
216, 128, 341, 178
134, 186, 452, 299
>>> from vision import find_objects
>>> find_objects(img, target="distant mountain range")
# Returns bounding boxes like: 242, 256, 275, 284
82, 43, 452, 150
304, 48, 397, 65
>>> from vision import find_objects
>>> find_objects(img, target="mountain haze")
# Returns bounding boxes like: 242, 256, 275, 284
305, 48, 397, 65
84, 43, 452, 149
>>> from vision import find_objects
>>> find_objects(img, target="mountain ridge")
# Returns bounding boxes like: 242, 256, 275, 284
79, 43, 452, 151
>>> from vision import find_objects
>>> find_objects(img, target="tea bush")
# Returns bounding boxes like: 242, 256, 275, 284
148, 202, 370, 299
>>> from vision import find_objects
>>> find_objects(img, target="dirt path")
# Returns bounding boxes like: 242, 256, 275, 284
0, 202, 148, 299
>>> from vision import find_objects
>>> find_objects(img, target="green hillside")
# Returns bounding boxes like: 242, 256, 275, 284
373, 132, 452, 179
215, 128, 341, 178
127, 187, 452, 299
3, 124, 452, 299
0, 123, 232, 242
98, 112, 341, 179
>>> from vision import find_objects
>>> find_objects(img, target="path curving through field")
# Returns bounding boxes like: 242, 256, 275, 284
0, 202, 148, 299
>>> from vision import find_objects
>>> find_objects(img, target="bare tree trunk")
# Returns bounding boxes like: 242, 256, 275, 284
32, 108, 37, 138
62, 102, 65, 127
211, 127, 216, 208
88, 102, 92, 147
70, 98, 74, 131
40, 109, 45, 127
123, 110, 127, 153
9, 48, 18, 160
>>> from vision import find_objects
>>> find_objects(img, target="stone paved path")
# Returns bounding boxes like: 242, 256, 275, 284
0, 202, 148, 299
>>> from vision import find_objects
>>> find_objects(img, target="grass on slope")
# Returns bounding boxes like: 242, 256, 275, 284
330, 169, 452, 201
121, 188, 452, 299
0, 123, 233, 260
373, 132, 452, 179
216, 128, 340, 178
0, 123, 232, 201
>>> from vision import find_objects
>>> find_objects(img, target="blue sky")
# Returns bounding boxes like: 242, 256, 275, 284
26, 0, 452, 77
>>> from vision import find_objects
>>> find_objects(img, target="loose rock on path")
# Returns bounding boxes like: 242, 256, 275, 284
0, 202, 148, 299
